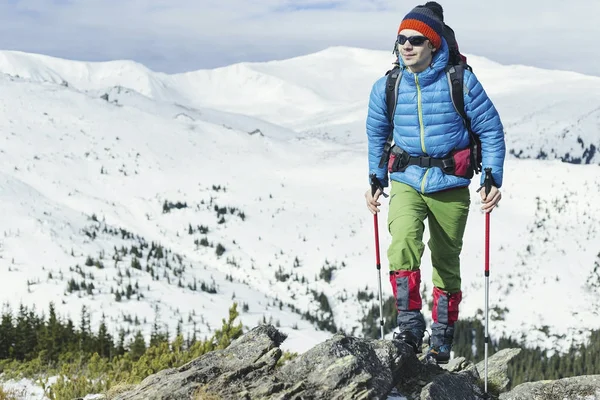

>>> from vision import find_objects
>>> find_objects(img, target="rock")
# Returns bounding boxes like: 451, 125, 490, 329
473, 348, 522, 393
114, 324, 429, 400
421, 368, 484, 400
441, 356, 473, 373
111, 324, 597, 400
499, 375, 600, 400
276, 333, 420, 399
248, 129, 264, 136
114, 324, 287, 400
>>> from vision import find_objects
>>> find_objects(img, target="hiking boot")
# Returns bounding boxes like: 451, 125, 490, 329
426, 344, 452, 364
389, 270, 426, 354
393, 330, 423, 354
428, 287, 461, 365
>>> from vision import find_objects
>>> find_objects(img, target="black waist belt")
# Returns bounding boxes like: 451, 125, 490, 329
388, 145, 455, 175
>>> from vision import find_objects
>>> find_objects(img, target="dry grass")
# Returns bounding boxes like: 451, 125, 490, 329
0, 385, 25, 400
103, 382, 137, 399
194, 385, 221, 400
102, 382, 223, 400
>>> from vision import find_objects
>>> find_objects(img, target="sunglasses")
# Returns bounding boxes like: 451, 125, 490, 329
397, 35, 429, 46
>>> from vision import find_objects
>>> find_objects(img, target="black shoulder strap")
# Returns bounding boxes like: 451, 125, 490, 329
446, 64, 468, 122
385, 66, 401, 124
446, 64, 482, 174
378, 66, 402, 169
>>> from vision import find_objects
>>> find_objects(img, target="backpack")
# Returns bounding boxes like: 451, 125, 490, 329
423, 1, 468, 66
442, 23, 468, 66
378, 26, 482, 179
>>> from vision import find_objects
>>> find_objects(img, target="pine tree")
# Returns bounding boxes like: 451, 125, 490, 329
63, 318, 77, 353
40, 302, 62, 363
116, 329, 126, 356
150, 313, 169, 347
79, 305, 91, 353
129, 331, 146, 361
14, 304, 32, 360
0, 305, 14, 359
96, 314, 113, 358
213, 303, 243, 349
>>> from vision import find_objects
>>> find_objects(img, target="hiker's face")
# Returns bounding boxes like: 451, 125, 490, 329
397, 29, 436, 73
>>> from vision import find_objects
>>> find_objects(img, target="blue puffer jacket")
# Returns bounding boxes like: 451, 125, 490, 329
367, 39, 506, 193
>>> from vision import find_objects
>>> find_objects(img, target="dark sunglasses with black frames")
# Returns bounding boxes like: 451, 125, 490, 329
397, 34, 429, 46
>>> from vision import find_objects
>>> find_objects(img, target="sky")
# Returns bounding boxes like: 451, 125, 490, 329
0, 0, 599, 76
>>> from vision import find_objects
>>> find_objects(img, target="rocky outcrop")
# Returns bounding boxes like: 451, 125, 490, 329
499, 375, 600, 400
114, 324, 425, 400
474, 348, 522, 393
109, 325, 600, 400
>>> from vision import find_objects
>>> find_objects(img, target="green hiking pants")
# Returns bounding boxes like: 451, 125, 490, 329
387, 181, 470, 293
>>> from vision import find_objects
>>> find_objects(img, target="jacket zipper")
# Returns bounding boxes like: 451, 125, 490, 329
415, 75, 429, 193
415, 75, 426, 154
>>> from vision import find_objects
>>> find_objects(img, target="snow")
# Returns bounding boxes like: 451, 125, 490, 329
0, 376, 50, 400
0, 46, 599, 398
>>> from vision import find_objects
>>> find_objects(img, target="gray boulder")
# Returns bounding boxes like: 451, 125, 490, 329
474, 348, 522, 393
499, 375, 600, 400
114, 324, 287, 400
421, 368, 484, 400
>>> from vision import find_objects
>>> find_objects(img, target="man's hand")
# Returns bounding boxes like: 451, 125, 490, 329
480, 185, 501, 213
365, 188, 382, 214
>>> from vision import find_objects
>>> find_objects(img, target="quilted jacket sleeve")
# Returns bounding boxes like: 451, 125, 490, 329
463, 70, 506, 188
366, 77, 391, 187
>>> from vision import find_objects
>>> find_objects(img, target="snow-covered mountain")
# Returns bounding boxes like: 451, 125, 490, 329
0, 46, 599, 368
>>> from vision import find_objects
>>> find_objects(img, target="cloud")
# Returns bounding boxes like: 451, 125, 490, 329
0, 0, 598, 77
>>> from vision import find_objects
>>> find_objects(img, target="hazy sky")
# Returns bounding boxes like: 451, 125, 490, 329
1, 0, 598, 76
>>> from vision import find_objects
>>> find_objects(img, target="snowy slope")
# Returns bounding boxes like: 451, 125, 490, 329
0, 71, 335, 355
0, 45, 599, 376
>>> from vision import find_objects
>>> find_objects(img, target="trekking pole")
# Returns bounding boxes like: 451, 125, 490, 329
478, 168, 494, 398
370, 174, 388, 340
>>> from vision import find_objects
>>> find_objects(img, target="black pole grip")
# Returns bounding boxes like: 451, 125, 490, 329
370, 173, 379, 197
484, 168, 493, 197
370, 173, 389, 198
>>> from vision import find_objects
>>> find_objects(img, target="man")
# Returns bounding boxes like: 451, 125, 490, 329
364, 5, 505, 363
